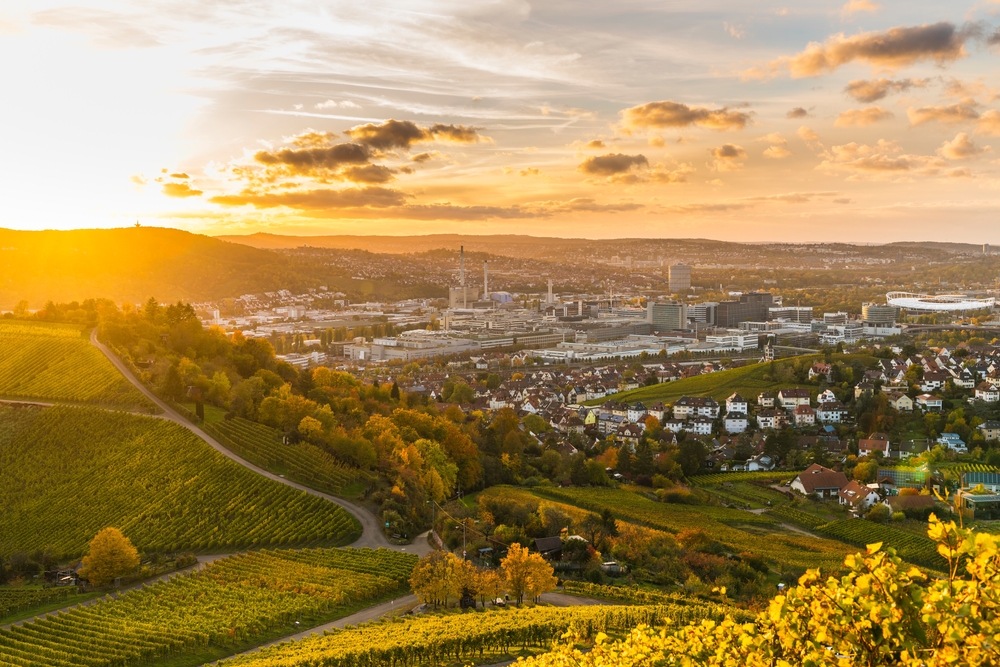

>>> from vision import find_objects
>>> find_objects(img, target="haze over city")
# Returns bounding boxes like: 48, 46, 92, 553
4, 0, 1000, 241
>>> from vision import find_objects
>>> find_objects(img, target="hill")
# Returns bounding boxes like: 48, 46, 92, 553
589, 354, 873, 407
0, 227, 337, 308
0, 405, 360, 558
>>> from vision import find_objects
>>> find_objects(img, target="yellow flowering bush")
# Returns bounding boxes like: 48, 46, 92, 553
520, 514, 1000, 667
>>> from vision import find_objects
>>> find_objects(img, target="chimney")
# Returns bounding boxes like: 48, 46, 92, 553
483, 260, 488, 298
459, 246, 465, 287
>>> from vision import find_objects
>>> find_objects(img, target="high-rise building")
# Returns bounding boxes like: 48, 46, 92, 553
985, 243, 992, 255
862, 303, 900, 324
688, 302, 718, 326
716, 292, 773, 328
647, 301, 688, 332
668, 264, 691, 293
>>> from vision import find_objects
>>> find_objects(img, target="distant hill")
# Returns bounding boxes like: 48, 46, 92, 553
214, 232, 594, 255
0, 227, 328, 308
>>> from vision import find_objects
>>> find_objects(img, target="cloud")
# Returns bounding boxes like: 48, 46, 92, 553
841, 0, 879, 16
723, 22, 745, 38
833, 198, 853, 204
620, 101, 751, 132
210, 186, 408, 209
818, 140, 947, 179
315, 100, 361, 109
797, 126, 820, 142
744, 191, 840, 203
31, 7, 161, 48
340, 164, 398, 184
786, 107, 810, 118
907, 104, 980, 126
844, 78, 925, 102
578, 153, 649, 176
763, 145, 793, 158
170, 172, 190, 179
345, 119, 487, 150
254, 141, 371, 177
666, 203, 750, 214
586, 139, 606, 148
162, 182, 203, 198
946, 167, 972, 178
130, 174, 147, 186
976, 109, 1000, 136
709, 144, 746, 171
648, 136, 666, 147
938, 132, 988, 159
745, 22, 975, 79
834, 106, 894, 127
943, 78, 998, 103
410, 152, 434, 163
519, 167, 540, 176
650, 163, 695, 183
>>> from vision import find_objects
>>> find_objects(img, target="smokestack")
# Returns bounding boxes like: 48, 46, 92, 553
459, 246, 465, 287
547, 279, 553, 304
483, 261, 488, 298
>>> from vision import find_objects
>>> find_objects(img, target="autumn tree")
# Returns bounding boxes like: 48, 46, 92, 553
501, 543, 557, 605
409, 551, 478, 608
79, 528, 140, 586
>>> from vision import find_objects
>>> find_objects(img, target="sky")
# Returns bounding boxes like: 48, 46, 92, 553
4, 1, 1000, 242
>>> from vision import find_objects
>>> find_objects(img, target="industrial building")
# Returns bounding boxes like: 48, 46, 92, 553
688, 301, 717, 326
667, 264, 691, 293
861, 302, 901, 324
647, 301, 687, 332
717, 292, 774, 328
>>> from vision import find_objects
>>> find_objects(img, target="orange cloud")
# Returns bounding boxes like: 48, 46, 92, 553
937, 132, 988, 159
786, 107, 810, 118
844, 78, 925, 102
907, 104, 979, 126
210, 186, 408, 209
710, 144, 746, 171
841, 0, 879, 15
834, 106, 894, 127
620, 101, 751, 132
345, 119, 487, 150
578, 153, 648, 176
162, 182, 202, 198
745, 22, 973, 79
976, 109, 1000, 136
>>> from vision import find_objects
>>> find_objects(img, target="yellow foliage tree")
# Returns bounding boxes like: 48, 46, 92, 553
519, 514, 1000, 667
501, 543, 557, 605
79, 527, 140, 587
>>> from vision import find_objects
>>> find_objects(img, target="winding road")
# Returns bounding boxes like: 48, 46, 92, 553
89, 329, 424, 554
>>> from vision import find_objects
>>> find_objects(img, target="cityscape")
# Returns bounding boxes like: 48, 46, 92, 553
3, 2, 1000, 667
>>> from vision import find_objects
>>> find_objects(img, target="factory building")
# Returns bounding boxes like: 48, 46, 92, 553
647, 301, 688, 332
717, 292, 774, 328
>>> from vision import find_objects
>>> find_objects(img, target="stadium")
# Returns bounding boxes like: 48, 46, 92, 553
886, 292, 996, 313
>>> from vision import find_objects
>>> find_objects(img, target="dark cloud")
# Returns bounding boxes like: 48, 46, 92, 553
907, 104, 980, 126
711, 144, 746, 159
845, 78, 925, 103
748, 22, 978, 78
209, 186, 408, 209
620, 101, 751, 131
410, 152, 434, 163
786, 107, 810, 118
170, 172, 190, 179
254, 142, 371, 176
162, 182, 203, 198
340, 164, 398, 184
345, 119, 486, 150
578, 153, 648, 176
586, 139, 606, 148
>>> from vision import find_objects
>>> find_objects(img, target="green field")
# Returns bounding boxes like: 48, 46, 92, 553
0, 321, 154, 411
0, 405, 360, 558
0, 547, 416, 667
205, 418, 371, 498
589, 353, 873, 406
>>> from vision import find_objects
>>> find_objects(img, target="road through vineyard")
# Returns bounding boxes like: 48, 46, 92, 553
89, 330, 402, 553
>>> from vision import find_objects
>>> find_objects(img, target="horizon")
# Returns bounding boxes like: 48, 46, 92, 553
4, 2, 1000, 242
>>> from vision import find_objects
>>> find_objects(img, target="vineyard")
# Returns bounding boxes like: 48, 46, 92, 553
560, 582, 754, 622
707, 482, 791, 508
0, 405, 360, 558
817, 520, 944, 568
532, 487, 850, 571
766, 505, 827, 530
205, 418, 371, 497
0, 589, 89, 624
0, 547, 417, 667
219, 604, 724, 667
690, 471, 800, 485
0, 322, 153, 410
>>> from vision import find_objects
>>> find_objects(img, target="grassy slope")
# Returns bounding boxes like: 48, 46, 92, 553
591, 353, 873, 406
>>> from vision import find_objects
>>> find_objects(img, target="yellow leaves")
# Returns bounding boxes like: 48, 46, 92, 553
866, 542, 884, 555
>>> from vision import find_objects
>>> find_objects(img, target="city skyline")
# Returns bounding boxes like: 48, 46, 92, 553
5, 1, 1000, 241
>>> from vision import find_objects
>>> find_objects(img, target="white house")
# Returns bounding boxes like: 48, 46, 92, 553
974, 382, 1000, 403
838, 480, 880, 510
686, 416, 714, 436
916, 394, 944, 411
724, 413, 749, 434
816, 401, 848, 423
792, 404, 816, 427
725, 393, 749, 414
778, 388, 811, 409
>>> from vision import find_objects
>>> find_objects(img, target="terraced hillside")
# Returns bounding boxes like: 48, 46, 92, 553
0, 547, 416, 667
0, 405, 360, 558
0, 321, 153, 410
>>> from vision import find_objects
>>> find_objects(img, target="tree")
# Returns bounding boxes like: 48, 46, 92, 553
634, 440, 654, 473
390, 381, 401, 401
501, 543, 556, 605
676, 439, 707, 477
617, 445, 633, 476
410, 551, 464, 608
79, 528, 140, 586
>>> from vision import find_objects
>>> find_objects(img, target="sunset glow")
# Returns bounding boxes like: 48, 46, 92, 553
4, 1, 1000, 241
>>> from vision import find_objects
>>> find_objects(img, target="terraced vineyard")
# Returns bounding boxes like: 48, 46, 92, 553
818, 520, 944, 568
205, 418, 371, 497
0, 590, 86, 622
0, 547, 416, 667
0, 322, 153, 410
767, 505, 827, 530
560, 582, 754, 621
220, 604, 718, 667
690, 471, 800, 485
0, 405, 360, 558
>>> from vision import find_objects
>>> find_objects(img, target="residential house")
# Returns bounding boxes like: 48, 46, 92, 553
817, 389, 838, 404
746, 453, 775, 471
757, 391, 776, 408
816, 401, 849, 423
854, 381, 875, 399
791, 464, 850, 499
979, 420, 1000, 442
884, 494, 938, 515
838, 480, 880, 511
627, 402, 648, 423
858, 432, 891, 458
724, 412, 749, 434
886, 392, 913, 412
792, 404, 816, 427
661, 418, 685, 433
916, 394, 944, 411
616, 423, 644, 449
936, 432, 967, 453
809, 362, 832, 380
647, 402, 668, 422
974, 382, 1000, 403
778, 388, 811, 409
673, 396, 720, 420
725, 393, 749, 414
756, 409, 786, 430
687, 416, 714, 436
